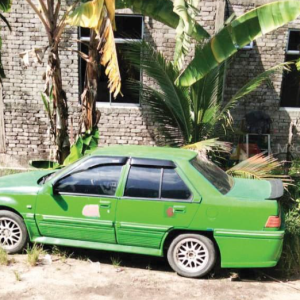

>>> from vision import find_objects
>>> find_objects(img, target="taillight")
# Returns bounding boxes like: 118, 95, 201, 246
265, 216, 281, 228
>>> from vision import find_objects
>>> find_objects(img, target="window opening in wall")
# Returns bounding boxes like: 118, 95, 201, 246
280, 29, 300, 108
79, 15, 144, 106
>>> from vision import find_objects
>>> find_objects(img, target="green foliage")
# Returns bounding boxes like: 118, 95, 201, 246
26, 243, 46, 267
29, 128, 100, 169
125, 41, 290, 147
0, 0, 11, 81
0, 247, 8, 266
63, 127, 100, 166
173, 0, 201, 69
177, 0, 300, 86
116, 0, 209, 42
272, 159, 300, 276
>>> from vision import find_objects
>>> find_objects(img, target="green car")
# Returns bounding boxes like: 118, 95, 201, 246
0, 146, 284, 278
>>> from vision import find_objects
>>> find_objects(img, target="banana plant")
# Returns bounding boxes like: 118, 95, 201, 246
116, 0, 209, 41
0, 0, 11, 81
177, 0, 300, 86
71, 0, 209, 134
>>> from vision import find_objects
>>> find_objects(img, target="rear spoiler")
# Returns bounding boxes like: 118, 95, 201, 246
267, 180, 284, 199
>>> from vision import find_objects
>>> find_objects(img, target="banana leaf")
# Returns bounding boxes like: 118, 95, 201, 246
116, 0, 209, 41
66, 0, 104, 30
177, 0, 300, 86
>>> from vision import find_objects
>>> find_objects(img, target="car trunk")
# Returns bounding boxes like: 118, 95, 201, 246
226, 178, 284, 200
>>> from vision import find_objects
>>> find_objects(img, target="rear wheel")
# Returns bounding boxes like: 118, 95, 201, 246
0, 211, 28, 254
167, 234, 216, 278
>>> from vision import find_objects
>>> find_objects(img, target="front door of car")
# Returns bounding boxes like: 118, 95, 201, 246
35, 162, 125, 244
115, 161, 201, 249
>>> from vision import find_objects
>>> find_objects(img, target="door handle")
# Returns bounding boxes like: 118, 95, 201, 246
99, 200, 111, 209
173, 205, 186, 213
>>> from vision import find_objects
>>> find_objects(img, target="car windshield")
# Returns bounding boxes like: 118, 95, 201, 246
43, 156, 88, 184
191, 156, 234, 195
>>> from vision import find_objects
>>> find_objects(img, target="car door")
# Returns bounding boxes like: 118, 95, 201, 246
35, 157, 127, 244
115, 158, 201, 249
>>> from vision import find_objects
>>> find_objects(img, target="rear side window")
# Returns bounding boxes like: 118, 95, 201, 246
124, 167, 161, 198
161, 169, 191, 200
124, 166, 191, 200
56, 165, 123, 196
191, 157, 233, 194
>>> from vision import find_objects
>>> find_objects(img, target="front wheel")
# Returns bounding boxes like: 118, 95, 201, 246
167, 234, 216, 278
0, 211, 28, 254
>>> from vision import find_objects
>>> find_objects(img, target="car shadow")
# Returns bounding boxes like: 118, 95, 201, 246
40, 245, 299, 282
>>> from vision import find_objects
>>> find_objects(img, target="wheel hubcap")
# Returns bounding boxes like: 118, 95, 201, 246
0, 218, 22, 250
174, 238, 209, 273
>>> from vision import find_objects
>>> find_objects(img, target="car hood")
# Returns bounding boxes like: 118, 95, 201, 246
0, 170, 52, 195
226, 178, 284, 200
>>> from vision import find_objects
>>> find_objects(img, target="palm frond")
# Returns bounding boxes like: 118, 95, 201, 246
190, 58, 226, 141
128, 81, 185, 146
227, 153, 292, 186
123, 41, 192, 143
0, 12, 11, 31
0, 0, 11, 12
183, 138, 231, 153
219, 62, 292, 126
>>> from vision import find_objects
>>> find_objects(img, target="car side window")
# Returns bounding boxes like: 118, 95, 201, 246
124, 166, 192, 200
161, 169, 191, 200
55, 165, 123, 196
124, 166, 161, 198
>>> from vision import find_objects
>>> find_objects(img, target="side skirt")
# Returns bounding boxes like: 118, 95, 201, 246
32, 236, 164, 257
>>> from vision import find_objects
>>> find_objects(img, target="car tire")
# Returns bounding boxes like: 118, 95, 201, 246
167, 234, 216, 278
0, 210, 28, 254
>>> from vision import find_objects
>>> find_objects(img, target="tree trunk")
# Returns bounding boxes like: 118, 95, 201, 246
80, 30, 101, 133
48, 45, 70, 164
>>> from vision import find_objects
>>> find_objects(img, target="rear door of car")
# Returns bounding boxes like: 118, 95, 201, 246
35, 156, 127, 244
115, 158, 201, 249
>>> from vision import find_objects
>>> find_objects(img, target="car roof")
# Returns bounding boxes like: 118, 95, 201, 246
91, 145, 197, 162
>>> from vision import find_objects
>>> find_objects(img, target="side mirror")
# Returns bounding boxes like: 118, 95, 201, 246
42, 182, 58, 196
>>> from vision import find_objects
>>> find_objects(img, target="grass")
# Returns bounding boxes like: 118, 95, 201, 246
26, 244, 46, 267
51, 246, 73, 263
0, 169, 26, 177
0, 247, 9, 266
110, 256, 121, 268
13, 270, 21, 282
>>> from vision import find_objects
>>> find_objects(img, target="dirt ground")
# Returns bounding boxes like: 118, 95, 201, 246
0, 247, 299, 300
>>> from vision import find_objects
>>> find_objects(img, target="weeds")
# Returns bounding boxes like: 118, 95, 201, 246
51, 246, 73, 263
0, 247, 9, 266
26, 244, 45, 266
110, 256, 121, 267
13, 270, 21, 282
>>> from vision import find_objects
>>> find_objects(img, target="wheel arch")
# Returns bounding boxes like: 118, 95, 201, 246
0, 205, 24, 219
162, 229, 221, 260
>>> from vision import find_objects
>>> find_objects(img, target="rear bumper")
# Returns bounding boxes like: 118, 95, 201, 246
214, 229, 284, 268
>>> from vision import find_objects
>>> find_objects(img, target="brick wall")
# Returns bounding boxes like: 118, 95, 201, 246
225, 0, 300, 157
1, 0, 299, 166
0, 1, 218, 166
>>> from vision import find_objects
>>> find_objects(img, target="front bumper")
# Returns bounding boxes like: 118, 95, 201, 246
214, 229, 284, 268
